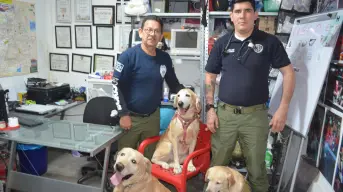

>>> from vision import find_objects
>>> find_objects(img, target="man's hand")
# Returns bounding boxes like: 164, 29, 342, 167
120, 115, 132, 130
206, 108, 219, 133
269, 106, 288, 132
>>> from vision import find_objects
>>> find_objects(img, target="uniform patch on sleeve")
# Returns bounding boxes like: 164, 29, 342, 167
115, 61, 124, 73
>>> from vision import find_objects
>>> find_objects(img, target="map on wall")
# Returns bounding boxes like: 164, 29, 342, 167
0, 0, 37, 77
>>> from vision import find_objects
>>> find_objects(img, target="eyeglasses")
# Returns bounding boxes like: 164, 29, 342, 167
143, 28, 161, 35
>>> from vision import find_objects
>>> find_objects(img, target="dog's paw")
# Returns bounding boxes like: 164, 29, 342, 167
161, 162, 170, 169
187, 163, 196, 172
173, 164, 182, 174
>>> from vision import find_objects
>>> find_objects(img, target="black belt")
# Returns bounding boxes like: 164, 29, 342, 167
130, 111, 151, 117
129, 108, 158, 117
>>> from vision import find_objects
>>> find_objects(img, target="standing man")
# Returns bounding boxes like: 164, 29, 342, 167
204, 0, 295, 191
112, 15, 184, 159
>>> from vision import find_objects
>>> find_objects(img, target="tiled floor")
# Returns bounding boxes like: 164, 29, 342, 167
43, 148, 205, 192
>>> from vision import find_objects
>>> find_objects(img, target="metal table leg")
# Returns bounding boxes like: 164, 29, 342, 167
6, 141, 17, 192
60, 111, 65, 120
101, 145, 111, 191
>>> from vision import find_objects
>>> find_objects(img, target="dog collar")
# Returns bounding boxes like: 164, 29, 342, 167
173, 112, 199, 144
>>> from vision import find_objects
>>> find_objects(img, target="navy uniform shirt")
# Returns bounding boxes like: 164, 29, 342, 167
205, 28, 291, 106
112, 44, 183, 115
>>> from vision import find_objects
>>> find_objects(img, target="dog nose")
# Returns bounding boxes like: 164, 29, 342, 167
178, 101, 183, 107
116, 162, 125, 172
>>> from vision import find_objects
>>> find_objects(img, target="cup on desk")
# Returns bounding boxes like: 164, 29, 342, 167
8, 117, 19, 127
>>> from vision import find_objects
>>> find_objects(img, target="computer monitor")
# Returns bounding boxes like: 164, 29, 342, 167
130, 29, 142, 47
170, 29, 201, 56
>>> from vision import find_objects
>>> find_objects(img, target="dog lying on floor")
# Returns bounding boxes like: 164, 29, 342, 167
152, 88, 201, 174
111, 148, 170, 192
205, 166, 251, 192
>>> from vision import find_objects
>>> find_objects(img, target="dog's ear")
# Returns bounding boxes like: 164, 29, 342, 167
173, 94, 178, 108
144, 157, 152, 173
195, 96, 201, 113
227, 172, 235, 187
204, 168, 211, 182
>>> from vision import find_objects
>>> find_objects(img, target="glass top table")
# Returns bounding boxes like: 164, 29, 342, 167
0, 119, 123, 157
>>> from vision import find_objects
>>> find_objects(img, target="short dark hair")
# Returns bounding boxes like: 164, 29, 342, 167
140, 15, 164, 33
232, 0, 256, 11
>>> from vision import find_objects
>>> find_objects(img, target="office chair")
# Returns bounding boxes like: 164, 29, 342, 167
77, 96, 119, 191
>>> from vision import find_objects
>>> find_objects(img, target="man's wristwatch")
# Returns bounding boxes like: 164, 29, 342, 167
206, 104, 215, 112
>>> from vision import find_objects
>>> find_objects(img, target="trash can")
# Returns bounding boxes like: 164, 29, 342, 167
17, 144, 48, 176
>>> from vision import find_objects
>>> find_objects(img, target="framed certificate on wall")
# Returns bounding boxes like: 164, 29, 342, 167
96, 26, 114, 50
50, 53, 69, 72
75, 0, 92, 23
92, 5, 115, 26
75, 25, 92, 48
72, 53, 92, 74
55, 26, 72, 48
93, 54, 115, 72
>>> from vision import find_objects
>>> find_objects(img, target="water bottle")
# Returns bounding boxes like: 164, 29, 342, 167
265, 143, 273, 168
163, 88, 169, 102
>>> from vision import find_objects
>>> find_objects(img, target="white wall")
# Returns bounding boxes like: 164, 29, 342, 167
0, 0, 49, 100
47, 0, 124, 88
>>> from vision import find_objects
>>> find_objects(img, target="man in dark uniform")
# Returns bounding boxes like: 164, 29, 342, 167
204, 0, 295, 191
112, 15, 184, 159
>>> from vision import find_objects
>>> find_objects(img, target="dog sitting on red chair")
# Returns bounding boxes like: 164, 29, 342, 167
151, 88, 201, 174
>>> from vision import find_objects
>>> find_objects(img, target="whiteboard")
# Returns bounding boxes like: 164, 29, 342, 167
268, 10, 343, 137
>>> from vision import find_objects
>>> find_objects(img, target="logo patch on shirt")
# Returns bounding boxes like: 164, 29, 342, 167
115, 61, 124, 73
253, 44, 263, 53
160, 65, 167, 78
228, 49, 235, 53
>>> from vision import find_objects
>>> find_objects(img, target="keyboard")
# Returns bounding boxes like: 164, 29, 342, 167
18, 117, 44, 127
15, 104, 57, 115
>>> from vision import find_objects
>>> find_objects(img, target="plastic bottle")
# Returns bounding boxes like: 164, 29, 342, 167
163, 88, 169, 102
265, 143, 273, 169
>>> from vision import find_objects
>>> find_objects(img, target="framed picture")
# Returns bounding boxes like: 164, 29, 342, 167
56, 0, 72, 23
116, 3, 132, 24
50, 53, 69, 72
93, 54, 115, 72
74, 0, 92, 23
55, 26, 72, 48
72, 53, 92, 74
96, 26, 114, 50
92, 5, 115, 26
75, 25, 92, 48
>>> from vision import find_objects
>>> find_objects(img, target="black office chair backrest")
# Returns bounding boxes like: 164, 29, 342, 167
83, 96, 119, 126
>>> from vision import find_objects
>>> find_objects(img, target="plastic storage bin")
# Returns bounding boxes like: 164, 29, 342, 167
263, 0, 281, 12
17, 144, 48, 176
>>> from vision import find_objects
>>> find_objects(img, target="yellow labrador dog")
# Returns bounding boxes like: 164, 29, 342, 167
152, 88, 201, 174
111, 148, 170, 192
205, 166, 251, 192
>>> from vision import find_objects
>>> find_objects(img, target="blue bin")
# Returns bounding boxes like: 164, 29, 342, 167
160, 106, 176, 135
17, 144, 48, 176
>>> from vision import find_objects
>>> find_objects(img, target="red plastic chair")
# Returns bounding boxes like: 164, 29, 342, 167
138, 122, 211, 192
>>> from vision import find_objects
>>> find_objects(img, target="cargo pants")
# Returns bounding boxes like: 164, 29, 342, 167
117, 109, 160, 160
205, 102, 270, 192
